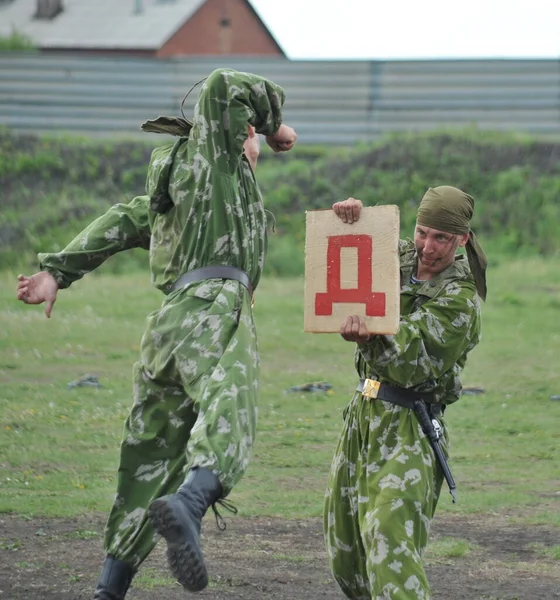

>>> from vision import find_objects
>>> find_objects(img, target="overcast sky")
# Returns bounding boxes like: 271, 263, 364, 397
251, 0, 560, 60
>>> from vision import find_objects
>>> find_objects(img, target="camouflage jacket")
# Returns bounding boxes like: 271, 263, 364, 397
355, 239, 482, 405
39, 69, 285, 292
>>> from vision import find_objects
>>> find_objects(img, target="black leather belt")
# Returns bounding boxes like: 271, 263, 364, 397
170, 265, 253, 297
357, 378, 443, 417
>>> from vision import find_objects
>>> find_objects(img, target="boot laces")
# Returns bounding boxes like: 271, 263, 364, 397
211, 498, 238, 531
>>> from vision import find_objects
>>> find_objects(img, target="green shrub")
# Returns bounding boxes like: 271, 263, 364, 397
0, 30, 36, 51
2, 128, 560, 273
265, 234, 305, 277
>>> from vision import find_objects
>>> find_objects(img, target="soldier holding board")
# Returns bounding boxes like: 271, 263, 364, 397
307, 187, 486, 600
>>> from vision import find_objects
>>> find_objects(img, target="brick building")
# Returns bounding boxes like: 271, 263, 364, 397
0, 0, 286, 57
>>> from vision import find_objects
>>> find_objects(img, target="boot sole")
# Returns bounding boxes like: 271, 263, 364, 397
148, 498, 208, 592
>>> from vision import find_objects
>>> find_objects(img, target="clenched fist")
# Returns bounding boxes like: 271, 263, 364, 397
266, 124, 297, 153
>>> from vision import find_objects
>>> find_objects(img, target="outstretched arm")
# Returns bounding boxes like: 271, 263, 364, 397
37, 195, 151, 290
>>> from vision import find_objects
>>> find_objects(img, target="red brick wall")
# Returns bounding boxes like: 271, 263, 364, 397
158, 0, 284, 57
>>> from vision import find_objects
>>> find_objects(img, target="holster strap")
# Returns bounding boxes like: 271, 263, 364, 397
357, 378, 443, 417
170, 265, 253, 297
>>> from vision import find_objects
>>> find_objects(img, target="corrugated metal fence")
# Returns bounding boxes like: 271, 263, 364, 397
0, 53, 559, 144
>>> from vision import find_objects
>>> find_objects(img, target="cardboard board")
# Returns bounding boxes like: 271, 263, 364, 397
304, 205, 400, 334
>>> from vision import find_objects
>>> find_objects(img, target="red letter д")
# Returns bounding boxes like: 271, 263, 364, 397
315, 235, 386, 317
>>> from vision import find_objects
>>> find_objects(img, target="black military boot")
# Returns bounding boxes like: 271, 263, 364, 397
93, 555, 134, 600
148, 467, 222, 592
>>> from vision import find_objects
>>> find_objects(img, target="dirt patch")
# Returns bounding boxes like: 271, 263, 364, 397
0, 512, 558, 600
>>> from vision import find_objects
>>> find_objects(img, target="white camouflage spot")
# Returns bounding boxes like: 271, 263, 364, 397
217, 415, 232, 434
405, 520, 414, 537
133, 460, 168, 482
388, 560, 403, 573
118, 507, 145, 531
104, 226, 120, 242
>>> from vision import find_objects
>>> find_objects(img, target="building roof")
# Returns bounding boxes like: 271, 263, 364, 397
0, 0, 210, 49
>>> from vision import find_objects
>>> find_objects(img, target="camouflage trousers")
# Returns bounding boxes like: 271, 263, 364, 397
103, 279, 259, 567
324, 392, 446, 600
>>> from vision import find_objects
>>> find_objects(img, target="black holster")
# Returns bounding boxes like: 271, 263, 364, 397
414, 400, 457, 503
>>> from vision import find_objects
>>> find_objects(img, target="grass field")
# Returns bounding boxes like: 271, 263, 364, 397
1, 254, 560, 526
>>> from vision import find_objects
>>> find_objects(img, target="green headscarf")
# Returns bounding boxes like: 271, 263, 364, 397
416, 186, 487, 301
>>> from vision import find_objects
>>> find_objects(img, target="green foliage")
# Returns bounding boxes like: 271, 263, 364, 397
0, 129, 156, 271
0, 30, 36, 51
258, 129, 560, 258
265, 232, 305, 277
1, 128, 560, 275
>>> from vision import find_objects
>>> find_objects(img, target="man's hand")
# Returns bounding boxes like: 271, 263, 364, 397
16, 271, 59, 318
340, 315, 373, 343
266, 124, 297, 153
332, 197, 363, 224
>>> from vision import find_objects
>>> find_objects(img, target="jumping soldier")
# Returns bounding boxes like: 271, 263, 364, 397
16, 67, 297, 599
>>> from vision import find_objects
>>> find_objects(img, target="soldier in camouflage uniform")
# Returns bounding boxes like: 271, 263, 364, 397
16, 68, 297, 599
324, 188, 487, 600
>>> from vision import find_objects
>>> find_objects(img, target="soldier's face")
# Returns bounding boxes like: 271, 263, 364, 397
414, 225, 469, 275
